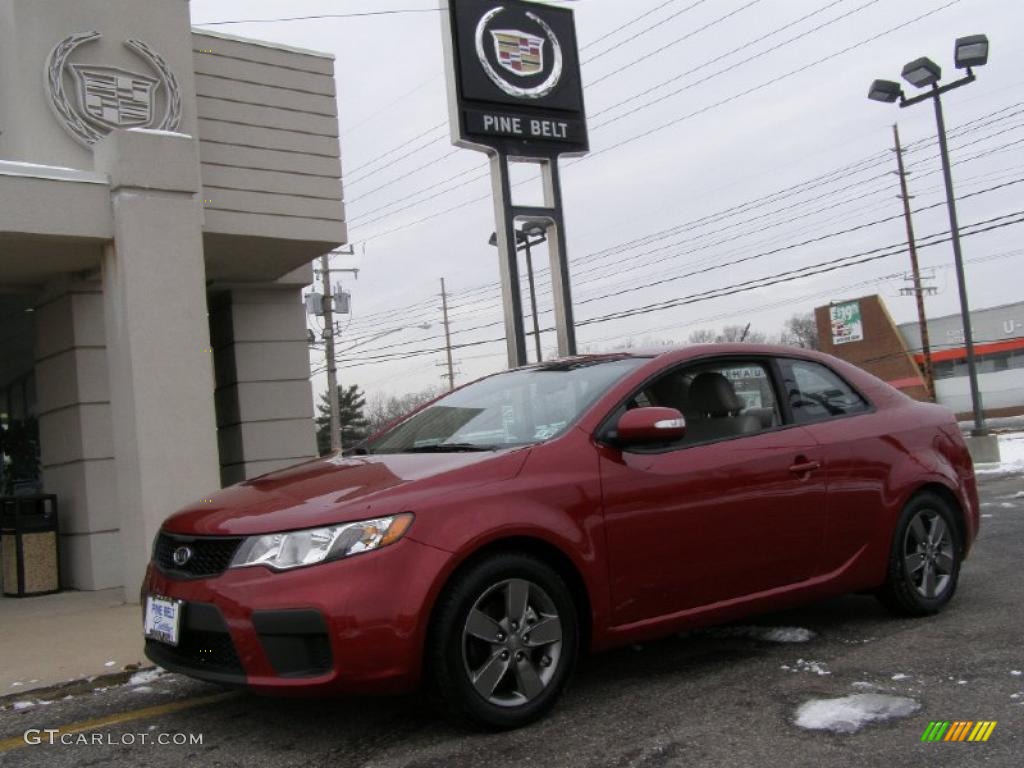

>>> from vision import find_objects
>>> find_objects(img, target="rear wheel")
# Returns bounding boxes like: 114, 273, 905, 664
427, 552, 577, 729
877, 493, 961, 616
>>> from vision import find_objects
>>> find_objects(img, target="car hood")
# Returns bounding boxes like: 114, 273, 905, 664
162, 449, 530, 536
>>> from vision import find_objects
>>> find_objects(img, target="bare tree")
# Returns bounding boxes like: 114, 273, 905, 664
689, 325, 767, 344
365, 387, 441, 435
779, 312, 820, 349
687, 328, 717, 344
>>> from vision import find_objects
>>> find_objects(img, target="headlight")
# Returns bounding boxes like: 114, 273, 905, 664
229, 513, 413, 571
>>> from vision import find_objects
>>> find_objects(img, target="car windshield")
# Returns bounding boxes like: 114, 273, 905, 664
366, 357, 647, 453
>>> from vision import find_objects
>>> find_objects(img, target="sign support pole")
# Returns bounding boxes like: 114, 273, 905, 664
489, 152, 529, 368
541, 156, 576, 357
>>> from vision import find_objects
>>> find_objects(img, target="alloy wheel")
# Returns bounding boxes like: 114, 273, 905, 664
903, 508, 955, 599
461, 578, 563, 707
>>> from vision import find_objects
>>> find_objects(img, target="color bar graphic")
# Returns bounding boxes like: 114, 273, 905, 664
921, 721, 996, 742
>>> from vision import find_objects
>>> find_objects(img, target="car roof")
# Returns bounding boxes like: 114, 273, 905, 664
526, 343, 828, 369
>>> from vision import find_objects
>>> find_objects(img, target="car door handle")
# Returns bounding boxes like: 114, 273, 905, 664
789, 460, 821, 474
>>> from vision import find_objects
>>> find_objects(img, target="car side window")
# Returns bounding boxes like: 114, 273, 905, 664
780, 359, 869, 424
623, 360, 780, 448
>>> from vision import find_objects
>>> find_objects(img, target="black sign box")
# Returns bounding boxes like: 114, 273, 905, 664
443, 0, 589, 155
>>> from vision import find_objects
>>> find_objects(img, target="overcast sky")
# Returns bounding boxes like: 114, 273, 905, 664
190, 0, 1024, 403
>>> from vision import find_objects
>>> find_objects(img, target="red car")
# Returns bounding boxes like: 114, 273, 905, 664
143, 345, 978, 728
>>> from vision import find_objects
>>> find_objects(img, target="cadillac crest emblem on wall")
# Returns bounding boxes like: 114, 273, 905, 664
45, 31, 182, 147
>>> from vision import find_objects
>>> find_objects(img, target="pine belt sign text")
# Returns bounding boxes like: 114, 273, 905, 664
443, 0, 588, 156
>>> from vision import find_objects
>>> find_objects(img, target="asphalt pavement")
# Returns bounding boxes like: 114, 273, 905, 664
1, 471, 1021, 768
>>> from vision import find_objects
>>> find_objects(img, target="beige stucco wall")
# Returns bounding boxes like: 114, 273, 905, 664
0, 1, 344, 595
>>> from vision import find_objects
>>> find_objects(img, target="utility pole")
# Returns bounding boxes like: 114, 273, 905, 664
320, 252, 341, 453
440, 277, 455, 390
317, 247, 358, 454
892, 123, 936, 401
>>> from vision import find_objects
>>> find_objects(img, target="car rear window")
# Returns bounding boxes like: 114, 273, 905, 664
779, 358, 869, 424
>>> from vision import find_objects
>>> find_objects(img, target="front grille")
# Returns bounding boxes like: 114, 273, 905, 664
146, 630, 243, 676
144, 602, 245, 684
154, 532, 242, 578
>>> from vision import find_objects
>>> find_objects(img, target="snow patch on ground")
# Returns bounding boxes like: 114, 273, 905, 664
1015, 492, 1024, 498
103, 660, 116, 668
781, 659, 831, 676
1012, 670, 1022, 676
999, 502, 1017, 509
707, 625, 816, 643
975, 434, 1024, 475
795, 694, 919, 733
128, 667, 165, 686
891, 673, 910, 681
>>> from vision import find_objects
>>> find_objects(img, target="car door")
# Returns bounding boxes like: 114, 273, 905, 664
597, 357, 828, 627
774, 357, 878, 578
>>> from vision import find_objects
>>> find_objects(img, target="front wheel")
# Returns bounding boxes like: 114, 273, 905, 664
876, 492, 962, 616
427, 552, 578, 729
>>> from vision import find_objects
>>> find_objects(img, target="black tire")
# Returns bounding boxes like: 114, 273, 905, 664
426, 552, 578, 729
876, 492, 962, 616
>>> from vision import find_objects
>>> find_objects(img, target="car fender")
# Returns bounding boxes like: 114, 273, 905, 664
406, 492, 610, 657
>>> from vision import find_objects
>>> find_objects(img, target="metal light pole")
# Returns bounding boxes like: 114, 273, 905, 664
489, 225, 547, 363
868, 34, 991, 436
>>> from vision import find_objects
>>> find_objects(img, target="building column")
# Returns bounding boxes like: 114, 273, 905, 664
93, 129, 220, 600
210, 284, 317, 486
33, 276, 120, 590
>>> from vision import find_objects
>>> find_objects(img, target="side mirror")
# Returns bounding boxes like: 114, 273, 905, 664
615, 407, 686, 446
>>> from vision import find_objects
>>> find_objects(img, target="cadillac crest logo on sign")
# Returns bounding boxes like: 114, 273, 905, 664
44, 31, 182, 147
491, 30, 545, 76
475, 8, 563, 99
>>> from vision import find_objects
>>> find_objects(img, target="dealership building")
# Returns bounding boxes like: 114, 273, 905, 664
815, 295, 1024, 418
0, 0, 346, 597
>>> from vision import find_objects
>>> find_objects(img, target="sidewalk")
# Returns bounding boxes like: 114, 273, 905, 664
0, 588, 146, 698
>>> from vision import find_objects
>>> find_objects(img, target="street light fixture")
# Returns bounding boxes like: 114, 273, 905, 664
867, 79, 901, 103
900, 57, 942, 88
954, 34, 988, 69
867, 34, 990, 439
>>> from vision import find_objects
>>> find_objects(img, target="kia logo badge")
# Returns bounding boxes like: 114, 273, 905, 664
172, 546, 193, 567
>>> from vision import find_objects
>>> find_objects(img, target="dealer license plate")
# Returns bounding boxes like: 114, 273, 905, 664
144, 595, 183, 646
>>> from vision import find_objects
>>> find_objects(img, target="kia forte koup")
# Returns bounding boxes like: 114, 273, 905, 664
143, 345, 978, 728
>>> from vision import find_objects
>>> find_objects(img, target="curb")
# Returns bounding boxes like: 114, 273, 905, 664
0, 666, 157, 708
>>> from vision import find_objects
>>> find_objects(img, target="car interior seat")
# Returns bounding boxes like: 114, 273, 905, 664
685, 372, 762, 443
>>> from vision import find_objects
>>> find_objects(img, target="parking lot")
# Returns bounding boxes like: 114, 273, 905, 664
1, 470, 1021, 768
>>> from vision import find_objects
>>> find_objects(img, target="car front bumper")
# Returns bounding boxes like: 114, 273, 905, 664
142, 537, 450, 695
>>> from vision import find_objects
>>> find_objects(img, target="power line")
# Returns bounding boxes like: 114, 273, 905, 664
343, 0, 872, 226
195, 8, 442, 26
350, 0, 963, 242
330, 210, 1024, 367
582, 0, 710, 65
337, 120, 1022, 337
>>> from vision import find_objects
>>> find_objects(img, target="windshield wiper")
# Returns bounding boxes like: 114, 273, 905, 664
400, 443, 496, 453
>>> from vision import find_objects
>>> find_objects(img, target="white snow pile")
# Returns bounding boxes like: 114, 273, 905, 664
706, 625, 816, 643
891, 673, 910, 681
781, 659, 831, 676
795, 694, 919, 733
975, 434, 1024, 475
128, 667, 165, 687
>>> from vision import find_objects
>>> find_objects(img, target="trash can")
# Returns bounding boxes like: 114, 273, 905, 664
0, 495, 60, 597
